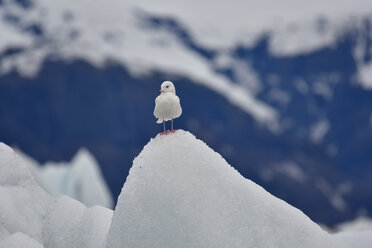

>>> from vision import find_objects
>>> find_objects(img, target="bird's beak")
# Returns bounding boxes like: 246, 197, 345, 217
159, 90, 163, 94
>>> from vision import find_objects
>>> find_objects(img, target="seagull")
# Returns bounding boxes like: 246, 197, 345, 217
154, 81, 182, 135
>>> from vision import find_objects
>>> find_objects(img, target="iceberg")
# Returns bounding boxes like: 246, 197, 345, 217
106, 130, 344, 248
0, 142, 52, 243
20, 148, 113, 209
0, 142, 113, 248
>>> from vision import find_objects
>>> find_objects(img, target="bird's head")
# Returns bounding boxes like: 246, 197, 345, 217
159, 81, 176, 94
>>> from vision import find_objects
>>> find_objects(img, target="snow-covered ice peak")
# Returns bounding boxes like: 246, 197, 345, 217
106, 130, 345, 248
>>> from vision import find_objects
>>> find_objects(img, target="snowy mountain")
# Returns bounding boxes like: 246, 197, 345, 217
2, 133, 364, 248
0, 0, 372, 225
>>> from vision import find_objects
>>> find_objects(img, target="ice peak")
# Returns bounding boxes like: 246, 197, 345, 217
106, 130, 344, 248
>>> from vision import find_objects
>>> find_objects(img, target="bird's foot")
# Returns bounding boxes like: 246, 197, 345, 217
160, 130, 177, 135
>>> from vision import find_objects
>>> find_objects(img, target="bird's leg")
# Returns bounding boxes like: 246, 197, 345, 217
160, 119, 169, 135
170, 119, 176, 133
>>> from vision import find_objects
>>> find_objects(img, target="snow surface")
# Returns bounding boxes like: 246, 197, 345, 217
106, 130, 345, 248
333, 230, 372, 248
329, 216, 372, 248
42, 196, 112, 248
335, 216, 372, 232
2, 133, 371, 248
0, 142, 51, 243
0, 232, 43, 248
19, 148, 113, 209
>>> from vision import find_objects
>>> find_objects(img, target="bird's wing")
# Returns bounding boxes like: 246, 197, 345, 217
153, 95, 163, 118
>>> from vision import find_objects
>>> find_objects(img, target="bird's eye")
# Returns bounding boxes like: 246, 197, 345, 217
166, 86, 169, 88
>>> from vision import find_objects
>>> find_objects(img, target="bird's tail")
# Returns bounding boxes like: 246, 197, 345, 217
156, 118, 163, 124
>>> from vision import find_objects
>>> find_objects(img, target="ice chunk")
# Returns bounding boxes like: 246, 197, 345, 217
42, 196, 113, 248
0, 143, 35, 186
0, 143, 113, 248
333, 230, 372, 248
0, 143, 52, 243
106, 130, 344, 248
42, 196, 86, 248
19, 148, 113, 208
335, 216, 372, 232
0, 232, 43, 248
76, 206, 113, 248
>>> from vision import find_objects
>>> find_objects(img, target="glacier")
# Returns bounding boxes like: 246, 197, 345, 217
1, 132, 371, 247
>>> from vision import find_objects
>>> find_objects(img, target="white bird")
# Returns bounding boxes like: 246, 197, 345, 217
154, 81, 182, 134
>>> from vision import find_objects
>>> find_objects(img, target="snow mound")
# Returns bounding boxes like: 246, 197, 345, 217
0, 232, 43, 248
43, 196, 113, 248
335, 216, 372, 232
0, 142, 51, 243
333, 230, 372, 248
20, 148, 113, 209
106, 130, 344, 248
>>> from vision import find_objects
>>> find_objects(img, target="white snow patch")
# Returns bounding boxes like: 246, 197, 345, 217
357, 62, 372, 89
260, 161, 307, 184
280, 162, 308, 183
134, 0, 372, 51
315, 179, 351, 212
231, 60, 262, 95
106, 130, 344, 248
269, 19, 337, 56
353, 29, 372, 90
268, 88, 291, 105
313, 81, 333, 100
295, 79, 310, 94
310, 119, 330, 144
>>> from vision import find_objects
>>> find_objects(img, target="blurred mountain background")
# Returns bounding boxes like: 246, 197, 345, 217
0, 0, 372, 226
